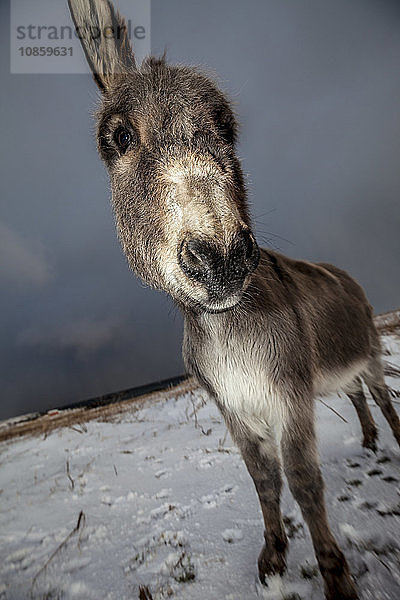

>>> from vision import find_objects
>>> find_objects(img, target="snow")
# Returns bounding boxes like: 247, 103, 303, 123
1, 332, 400, 600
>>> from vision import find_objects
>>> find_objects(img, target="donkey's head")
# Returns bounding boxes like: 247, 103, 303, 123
69, 0, 259, 313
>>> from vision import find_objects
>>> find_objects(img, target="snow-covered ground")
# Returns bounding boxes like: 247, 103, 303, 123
1, 332, 400, 600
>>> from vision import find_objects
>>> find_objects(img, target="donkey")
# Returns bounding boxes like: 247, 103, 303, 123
68, 1, 400, 598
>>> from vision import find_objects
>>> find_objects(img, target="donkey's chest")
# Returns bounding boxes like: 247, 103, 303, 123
185, 324, 286, 426
208, 342, 269, 401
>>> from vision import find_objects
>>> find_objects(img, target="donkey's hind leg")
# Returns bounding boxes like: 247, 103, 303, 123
363, 355, 400, 447
345, 376, 378, 451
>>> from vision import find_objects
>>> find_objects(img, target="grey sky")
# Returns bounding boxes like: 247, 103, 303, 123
1, 0, 399, 419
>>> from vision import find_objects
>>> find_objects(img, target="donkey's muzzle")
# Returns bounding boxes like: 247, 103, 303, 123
178, 229, 260, 306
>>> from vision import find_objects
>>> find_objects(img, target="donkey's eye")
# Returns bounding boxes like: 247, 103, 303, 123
114, 127, 132, 152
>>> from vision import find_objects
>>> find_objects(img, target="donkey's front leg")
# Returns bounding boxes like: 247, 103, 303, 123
225, 414, 288, 581
281, 410, 358, 600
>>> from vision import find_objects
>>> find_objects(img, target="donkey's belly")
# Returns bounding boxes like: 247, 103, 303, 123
313, 359, 368, 397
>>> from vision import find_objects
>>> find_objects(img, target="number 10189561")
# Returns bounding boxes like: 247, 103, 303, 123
18, 47, 73, 57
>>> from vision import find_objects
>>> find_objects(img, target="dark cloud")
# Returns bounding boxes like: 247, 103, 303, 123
0, 222, 53, 287
17, 316, 123, 356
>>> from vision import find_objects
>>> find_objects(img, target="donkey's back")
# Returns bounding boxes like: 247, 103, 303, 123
270, 251, 377, 373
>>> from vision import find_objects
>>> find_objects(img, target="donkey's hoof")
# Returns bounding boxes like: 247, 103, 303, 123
323, 566, 358, 599
324, 572, 358, 599
362, 426, 378, 452
325, 583, 358, 600
321, 546, 359, 600
258, 543, 287, 583
362, 434, 378, 453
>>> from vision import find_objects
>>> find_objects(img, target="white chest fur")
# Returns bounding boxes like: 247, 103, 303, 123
194, 317, 289, 437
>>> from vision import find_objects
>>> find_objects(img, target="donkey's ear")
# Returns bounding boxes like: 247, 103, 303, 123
68, 0, 135, 92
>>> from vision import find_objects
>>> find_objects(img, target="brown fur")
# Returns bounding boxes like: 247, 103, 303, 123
68, 2, 400, 597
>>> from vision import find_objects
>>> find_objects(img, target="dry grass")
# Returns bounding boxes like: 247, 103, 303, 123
0, 378, 197, 443
139, 585, 154, 600
375, 308, 400, 336
31, 511, 86, 590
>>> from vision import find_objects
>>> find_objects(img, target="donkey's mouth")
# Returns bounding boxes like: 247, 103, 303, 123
195, 291, 244, 314
204, 304, 238, 314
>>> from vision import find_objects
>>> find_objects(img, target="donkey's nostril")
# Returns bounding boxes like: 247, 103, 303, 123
178, 239, 212, 279
185, 239, 210, 269
241, 229, 260, 273
178, 238, 216, 283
